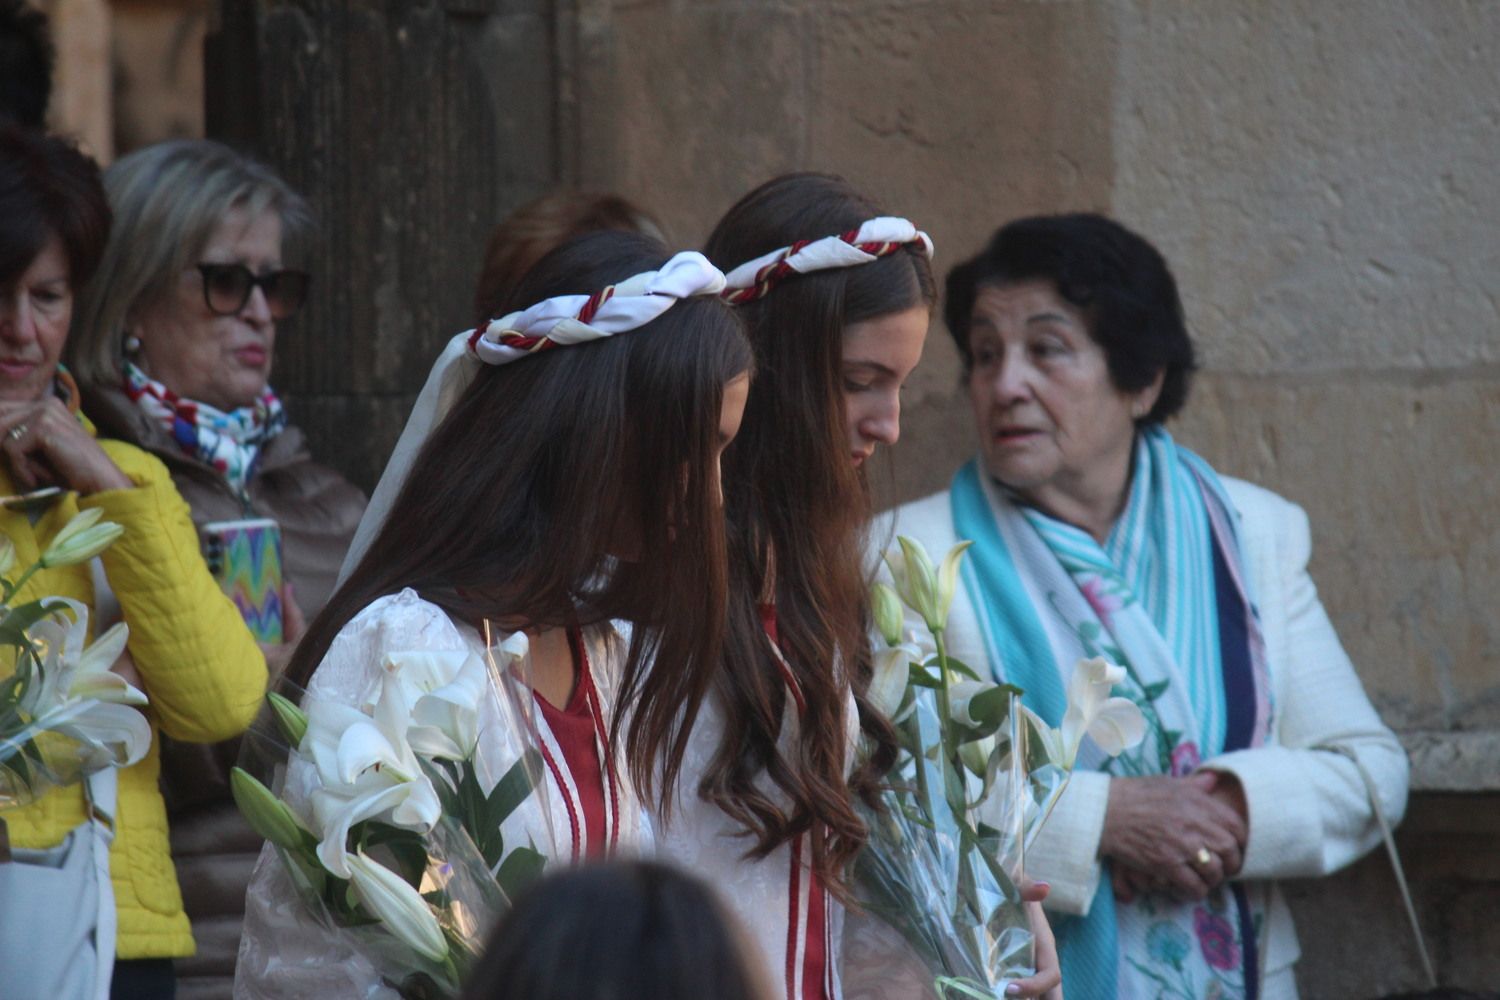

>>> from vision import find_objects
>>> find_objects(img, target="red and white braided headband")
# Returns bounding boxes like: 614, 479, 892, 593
720, 217, 934, 305
468, 250, 727, 365
339, 251, 727, 581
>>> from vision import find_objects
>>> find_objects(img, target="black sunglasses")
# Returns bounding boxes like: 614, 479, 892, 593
196, 263, 310, 320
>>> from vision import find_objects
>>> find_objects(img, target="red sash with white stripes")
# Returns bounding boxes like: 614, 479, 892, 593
759, 605, 836, 1000
532, 629, 621, 862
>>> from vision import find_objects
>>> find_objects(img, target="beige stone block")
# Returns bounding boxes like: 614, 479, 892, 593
111, 0, 208, 151
42, 0, 113, 160
807, 0, 1117, 284
1403, 730, 1500, 792
593, 3, 815, 244
1109, 0, 1500, 374
1284, 793, 1500, 996
1176, 371, 1500, 732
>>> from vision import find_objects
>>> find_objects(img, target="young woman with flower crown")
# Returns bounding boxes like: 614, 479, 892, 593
657, 173, 1060, 1000
234, 230, 753, 997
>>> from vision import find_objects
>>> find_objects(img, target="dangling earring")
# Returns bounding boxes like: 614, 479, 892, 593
124, 335, 142, 356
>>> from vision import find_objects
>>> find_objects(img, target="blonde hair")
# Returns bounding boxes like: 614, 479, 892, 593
65, 139, 311, 388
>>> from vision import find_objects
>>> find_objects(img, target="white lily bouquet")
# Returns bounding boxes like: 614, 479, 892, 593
1, 511, 150, 815
232, 631, 555, 999
851, 537, 1145, 999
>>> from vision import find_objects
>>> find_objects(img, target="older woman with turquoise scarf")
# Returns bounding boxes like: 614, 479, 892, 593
882, 214, 1407, 999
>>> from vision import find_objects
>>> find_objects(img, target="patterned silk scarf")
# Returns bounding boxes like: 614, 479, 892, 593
123, 361, 287, 497
949, 426, 1273, 1000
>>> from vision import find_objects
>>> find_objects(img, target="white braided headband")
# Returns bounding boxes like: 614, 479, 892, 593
720, 217, 934, 304
469, 250, 728, 364
339, 251, 728, 583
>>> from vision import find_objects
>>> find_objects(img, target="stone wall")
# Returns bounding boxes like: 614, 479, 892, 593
565, 1, 1500, 995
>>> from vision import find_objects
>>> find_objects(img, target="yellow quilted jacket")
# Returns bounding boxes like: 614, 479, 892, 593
1, 428, 267, 959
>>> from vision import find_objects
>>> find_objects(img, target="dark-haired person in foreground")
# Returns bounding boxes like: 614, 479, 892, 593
883, 213, 1407, 998
460, 861, 776, 1000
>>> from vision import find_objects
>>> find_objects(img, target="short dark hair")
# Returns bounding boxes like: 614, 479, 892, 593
0, 124, 110, 290
459, 861, 772, 1000
0, 0, 53, 129
945, 213, 1197, 424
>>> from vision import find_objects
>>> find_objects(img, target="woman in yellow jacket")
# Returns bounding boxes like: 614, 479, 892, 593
0, 128, 266, 998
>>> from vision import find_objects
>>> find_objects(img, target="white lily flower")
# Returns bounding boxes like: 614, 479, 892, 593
406, 652, 488, 761
345, 850, 449, 963
17, 603, 149, 768
67, 623, 145, 705
947, 679, 992, 728
1055, 657, 1147, 767
32, 697, 153, 772
884, 537, 972, 634
302, 680, 442, 879
39, 509, 125, 568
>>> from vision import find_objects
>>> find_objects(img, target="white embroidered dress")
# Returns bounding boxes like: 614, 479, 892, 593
654, 610, 861, 1000
234, 589, 648, 999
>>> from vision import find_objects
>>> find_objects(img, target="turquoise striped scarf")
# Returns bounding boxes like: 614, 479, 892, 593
950, 426, 1272, 999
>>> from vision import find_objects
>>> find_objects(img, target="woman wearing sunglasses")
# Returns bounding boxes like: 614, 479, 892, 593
65, 139, 366, 1000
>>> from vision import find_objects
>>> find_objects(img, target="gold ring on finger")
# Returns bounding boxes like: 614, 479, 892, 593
1194, 846, 1214, 867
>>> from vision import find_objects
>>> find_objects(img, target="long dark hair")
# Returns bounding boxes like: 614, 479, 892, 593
287, 230, 753, 802
702, 173, 933, 893
459, 860, 773, 1000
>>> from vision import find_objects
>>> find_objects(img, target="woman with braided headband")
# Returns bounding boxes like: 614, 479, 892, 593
651, 173, 1060, 1000
235, 231, 753, 997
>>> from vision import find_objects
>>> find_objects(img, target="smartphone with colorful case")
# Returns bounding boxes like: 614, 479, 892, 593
202, 517, 284, 644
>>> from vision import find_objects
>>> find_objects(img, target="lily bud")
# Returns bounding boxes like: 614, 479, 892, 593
346, 850, 449, 963
934, 540, 973, 630
267, 691, 309, 747
885, 538, 939, 630
886, 536, 973, 634
230, 767, 308, 852
0, 535, 15, 576
870, 582, 904, 647
40, 509, 125, 568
